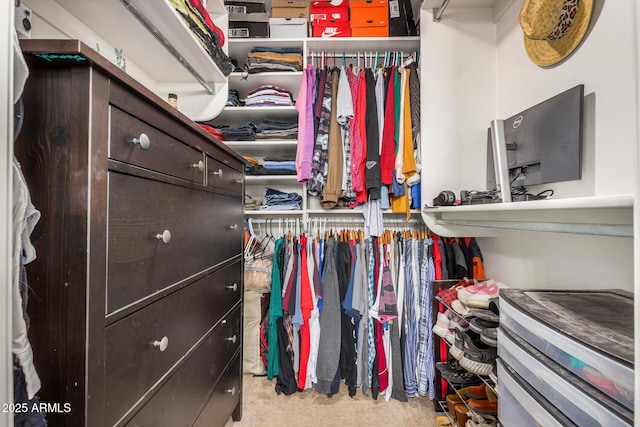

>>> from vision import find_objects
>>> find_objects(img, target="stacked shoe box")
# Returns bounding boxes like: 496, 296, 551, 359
269, 0, 309, 39
349, 0, 389, 37
498, 289, 634, 426
226, 0, 269, 38
310, 0, 350, 38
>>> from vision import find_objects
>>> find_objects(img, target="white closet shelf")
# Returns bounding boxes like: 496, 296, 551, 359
245, 175, 301, 185
55, 0, 228, 85
229, 71, 304, 78
306, 36, 420, 52
226, 140, 297, 156
422, 194, 634, 237
245, 210, 304, 216
306, 209, 422, 215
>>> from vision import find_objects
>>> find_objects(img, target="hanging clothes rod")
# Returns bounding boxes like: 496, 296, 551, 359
433, 0, 452, 22
248, 217, 424, 228
121, 0, 216, 95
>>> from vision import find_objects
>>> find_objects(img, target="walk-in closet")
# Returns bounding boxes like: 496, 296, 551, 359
2, 0, 638, 426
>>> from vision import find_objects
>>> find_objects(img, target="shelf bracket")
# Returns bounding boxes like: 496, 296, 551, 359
121, 0, 215, 95
433, 0, 452, 22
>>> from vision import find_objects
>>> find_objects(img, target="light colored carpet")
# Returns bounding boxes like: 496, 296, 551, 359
226, 373, 438, 427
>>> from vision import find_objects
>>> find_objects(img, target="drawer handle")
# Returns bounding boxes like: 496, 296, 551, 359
234, 179, 243, 184
226, 387, 236, 396
227, 224, 238, 231
131, 133, 150, 150
226, 335, 238, 344
191, 160, 205, 171
226, 283, 238, 292
153, 336, 169, 352
213, 168, 224, 177
155, 229, 172, 244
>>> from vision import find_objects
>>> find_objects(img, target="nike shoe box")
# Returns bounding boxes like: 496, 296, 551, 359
499, 289, 634, 415
349, 0, 389, 37
310, 0, 350, 38
269, 18, 308, 39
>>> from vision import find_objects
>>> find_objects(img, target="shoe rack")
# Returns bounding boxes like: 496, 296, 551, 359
430, 281, 499, 424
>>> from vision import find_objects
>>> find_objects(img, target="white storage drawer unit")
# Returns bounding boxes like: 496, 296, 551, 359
499, 289, 634, 411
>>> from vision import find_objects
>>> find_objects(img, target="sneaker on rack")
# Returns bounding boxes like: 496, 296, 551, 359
458, 331, 497, 376
452, 299, 472, 318
466, 412, 498, 427
480, 328, 498, 347
451, 317, 471, 332
457, 281, 504, 309
433, 312, 452, 339
469, 318, 499, 334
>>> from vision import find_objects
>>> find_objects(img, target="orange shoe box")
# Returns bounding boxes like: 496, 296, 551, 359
350, 0, 389, 37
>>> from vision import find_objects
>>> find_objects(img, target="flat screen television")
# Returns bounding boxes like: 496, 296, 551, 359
487, 84, 584, 194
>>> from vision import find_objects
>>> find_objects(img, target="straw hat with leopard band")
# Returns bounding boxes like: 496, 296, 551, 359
519, 0, 594, 66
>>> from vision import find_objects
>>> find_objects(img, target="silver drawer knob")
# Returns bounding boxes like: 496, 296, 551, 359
155, 229, 172, 244
234, 179, 243, 184
212, 168, 224, 177
226, 283, 238, 292
226, 387, 236, 396
226, 335, 237, 344
153, 336, 169, 352
227, 224, 238, 231
131, 133, 150, 150
191, 160, 205, 171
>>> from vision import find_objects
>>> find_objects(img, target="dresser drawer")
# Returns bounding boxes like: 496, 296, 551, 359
109, 106, 206, 184
106, 302, 242, 426
107, 172, 244, 312
193, 355, 242, 427
207, 155, 244, 195
122, 311, 242, 427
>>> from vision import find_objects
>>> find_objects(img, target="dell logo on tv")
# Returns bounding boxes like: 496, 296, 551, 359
513, 116, 523, 128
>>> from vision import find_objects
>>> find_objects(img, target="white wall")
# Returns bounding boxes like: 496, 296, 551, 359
478, 0, 637, 292
495, 0, 637, 198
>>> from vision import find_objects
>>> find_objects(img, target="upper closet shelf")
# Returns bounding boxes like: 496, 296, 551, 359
55, 0, 227, 89
422, 194, 634, 238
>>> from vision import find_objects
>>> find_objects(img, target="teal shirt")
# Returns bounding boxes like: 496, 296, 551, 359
267, 237, 284, 379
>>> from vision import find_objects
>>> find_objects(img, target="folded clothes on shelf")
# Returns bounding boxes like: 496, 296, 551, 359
260, 187, 302, 210
245, 85, 294, 107
244, 196, 263, 211
245, 47, 303, 73
226, 89, 242, 106
246, 164, 296, 175
215, 122, 256, 141
256, 119, 298, 139
264, 161, 296, 171
198, 123, 225, 140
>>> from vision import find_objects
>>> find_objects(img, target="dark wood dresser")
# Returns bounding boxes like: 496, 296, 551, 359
15, 40, 245, 427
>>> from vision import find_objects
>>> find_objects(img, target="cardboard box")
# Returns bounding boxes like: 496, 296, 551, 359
312, 19, 350, 37
271, 0, 310, 20
310, 0, 348, 22
229, 12, 270, 38
269, 18, 308, 38
350, 0, 389, 37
